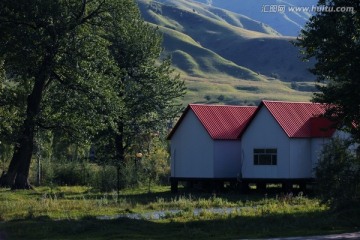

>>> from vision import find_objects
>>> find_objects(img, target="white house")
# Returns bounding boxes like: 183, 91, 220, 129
167, 104, 257, 192
168, 100, 337, 192
240, 100, 336, 189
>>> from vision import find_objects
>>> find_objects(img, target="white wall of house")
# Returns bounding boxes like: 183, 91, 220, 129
213, 141, 242, 178
170, 110, 214, 178
241, 107, 290, 179
289, 138, 312, 178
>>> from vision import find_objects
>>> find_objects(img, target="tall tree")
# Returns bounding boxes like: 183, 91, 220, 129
94, 2, 185, 169
297, 1, 360, 142
0, 0, 121, 189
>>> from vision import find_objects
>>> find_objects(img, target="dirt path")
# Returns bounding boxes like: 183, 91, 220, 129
241, 231, 360, 240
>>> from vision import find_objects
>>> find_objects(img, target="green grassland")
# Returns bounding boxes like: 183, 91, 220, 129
182, 75, 312, 105
0, 186, 359, 239
158, 25, 263, 80
137, 0, 280, 36
136, 0, 316, 105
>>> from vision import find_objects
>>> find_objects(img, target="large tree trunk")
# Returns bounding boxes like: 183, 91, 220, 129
0, 145, 21, 187
0, 122, 35, 189
11, 118, 36, 189
0, 54, 52, 189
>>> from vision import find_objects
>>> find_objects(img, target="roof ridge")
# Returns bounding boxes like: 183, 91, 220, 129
189, 104, 256, 108
262, 100, 322, 104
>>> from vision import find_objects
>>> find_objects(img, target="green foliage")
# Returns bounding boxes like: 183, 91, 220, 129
112, 136, 171, 190
108, 11, 186, 133
30, 160, 117, 191
0, 0, 185, 188
51, 161, 90, 186
138, 137, 170, 192
0, 67, 27, 142
314, 138, 360, 209
26, 138, 171, 191
297, 0, 360, 143
93, 165, 118, 192
93, 1, 185, 181
0, 0, 126, 188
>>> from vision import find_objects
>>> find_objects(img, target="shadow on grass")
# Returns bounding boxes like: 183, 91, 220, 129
1, 207, 359, 240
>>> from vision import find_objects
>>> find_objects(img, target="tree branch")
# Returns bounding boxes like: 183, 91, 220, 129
51, 70, 90, 95
0, 20, 37, 30
76, 0, 87, 22
79, 0, 106, 25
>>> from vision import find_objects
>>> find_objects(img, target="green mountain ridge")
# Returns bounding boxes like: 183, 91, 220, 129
194, 0, 318, 37
136, 0, 315, 105
158, 25, 263, 81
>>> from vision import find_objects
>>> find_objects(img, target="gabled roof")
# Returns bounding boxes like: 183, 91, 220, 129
167, 104, 257, 140
260, 100, 336, 138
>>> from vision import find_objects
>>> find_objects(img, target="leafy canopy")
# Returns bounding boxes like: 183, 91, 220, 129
297, 0, 360, 142
0, 0, 123, 143
0, 0, 185, 189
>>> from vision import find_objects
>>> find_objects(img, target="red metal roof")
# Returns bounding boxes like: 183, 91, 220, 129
191, 104, 258, 140
262, 101, 336, 138
168, 101, 336, 140
167, 104, 257, 140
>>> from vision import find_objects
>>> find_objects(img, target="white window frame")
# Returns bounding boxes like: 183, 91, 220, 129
253, 148, 277, 165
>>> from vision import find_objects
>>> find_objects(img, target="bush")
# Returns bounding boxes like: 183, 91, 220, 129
52, 161, 94, 186
92, 165, 117, 192
315, 138, 360, 209
37, 159, 55, 186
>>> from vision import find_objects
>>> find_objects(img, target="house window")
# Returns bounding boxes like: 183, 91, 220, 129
254, 148, 277, 165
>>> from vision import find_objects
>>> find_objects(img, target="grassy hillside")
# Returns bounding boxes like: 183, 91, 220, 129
220, 36, 315, 82
138, 0, 280, 35
182, 75, 312, 106
194, 0, 318, 36
136, 0, 315, 105
159, 25, 263, 81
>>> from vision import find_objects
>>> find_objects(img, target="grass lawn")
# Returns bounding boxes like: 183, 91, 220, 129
0, 186, 359, 239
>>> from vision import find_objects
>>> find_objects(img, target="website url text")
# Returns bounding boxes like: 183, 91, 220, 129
261, 5, 355, 14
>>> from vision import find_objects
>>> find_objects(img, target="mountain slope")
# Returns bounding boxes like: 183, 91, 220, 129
136, 0, 315, 105
139, 0, 280, 35
159, 25, 263, 80
194, 0, 318, 36
219, 36, 314, 82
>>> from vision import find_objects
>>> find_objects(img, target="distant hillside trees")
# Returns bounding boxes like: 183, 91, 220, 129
0, 0, 184, 189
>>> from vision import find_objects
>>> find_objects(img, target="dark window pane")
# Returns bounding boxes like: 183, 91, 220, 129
254, 149, 265, 153
259, 155, 271, 164
266, 149, 277, 154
